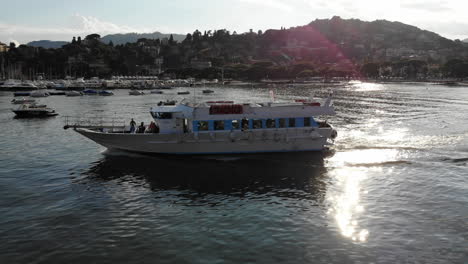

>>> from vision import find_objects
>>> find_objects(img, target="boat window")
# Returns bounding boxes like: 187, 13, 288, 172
241, 118, 249, 130
304, 117, 311, 127
289, 118, 296, 127
232, 120, 240, 129
279, 118, 287, 128
153, 112, 172, 119
266, 119, 275, 128
198, 121, 209, 131
253, 119, 262, 129
214, 120, 224, 130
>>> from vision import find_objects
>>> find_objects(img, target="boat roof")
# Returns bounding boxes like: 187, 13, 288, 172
149, 96, 335, 118
150, 104, 194, 113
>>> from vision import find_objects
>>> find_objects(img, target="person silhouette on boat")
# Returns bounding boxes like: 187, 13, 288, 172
147, 121, 156, 133
129, 118, 136, 133
137, 122, 146, 133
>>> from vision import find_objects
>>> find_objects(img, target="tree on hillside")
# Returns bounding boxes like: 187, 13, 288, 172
85, 34, 101, 41
442, 59, 468, 78
169, 34, 175, 45
361, 62, 380, 78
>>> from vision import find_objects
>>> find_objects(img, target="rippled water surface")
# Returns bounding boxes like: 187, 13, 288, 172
1, 83, 467, 263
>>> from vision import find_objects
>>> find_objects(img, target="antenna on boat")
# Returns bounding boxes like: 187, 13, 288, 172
192, 81, 197, 104
324, 89, 333, 107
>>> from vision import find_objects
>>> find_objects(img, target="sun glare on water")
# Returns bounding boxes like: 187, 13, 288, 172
325, 143, 405, 242
352, 82, 385, 91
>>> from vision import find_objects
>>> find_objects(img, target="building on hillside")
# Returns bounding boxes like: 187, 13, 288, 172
68, 55, 84, 64
190, 59, 212, 70
89, 59, 110, 75
0, 42, 9, 52
143, 46, 160, 57
160, 38, 169, 45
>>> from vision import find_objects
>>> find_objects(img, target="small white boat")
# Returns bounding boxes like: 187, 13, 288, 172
12, 103, 58, 118
1, 80, 38, 90
30, 90, 50, 97
11, 98, 36, 104
65, 91, 83, 96
129, 90, 145, 95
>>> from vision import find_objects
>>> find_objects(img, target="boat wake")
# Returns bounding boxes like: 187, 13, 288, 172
440, 157, 468, 164
343, 145, 420, 151
344, 160, 412, 167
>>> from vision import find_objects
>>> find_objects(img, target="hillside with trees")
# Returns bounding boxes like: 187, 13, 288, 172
101, 32, 186, 45
27, 40, 70, 49
2, 17, 468, 80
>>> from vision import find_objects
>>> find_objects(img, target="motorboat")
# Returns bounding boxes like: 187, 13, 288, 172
1, 79, 21, 90
129, 90, 145, 95
66, 94, 337, 155
177, 91, 190, 95
49, 91, 66, 96
30, 90, 50, 97
202, 89, 214, 94
12, 103, 58, 118
150, 90, 163, 94
98, 90, 114, 96
1, 80, 38, 91
65, 91, 83, 96
14, 92, 31, 97
11, 98, 36, 104
83, 89, 98, 95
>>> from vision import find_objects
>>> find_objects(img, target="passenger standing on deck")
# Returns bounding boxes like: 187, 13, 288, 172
137, 122, 146, 133
130, 118, 136, 133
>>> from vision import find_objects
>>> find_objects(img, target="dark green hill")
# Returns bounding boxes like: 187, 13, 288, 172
101, 32, 186, 45
260, 16, 467, 63
27, 40, 69, 49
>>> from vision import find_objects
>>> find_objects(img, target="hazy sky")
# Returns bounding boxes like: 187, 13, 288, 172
1, 0, 467, 44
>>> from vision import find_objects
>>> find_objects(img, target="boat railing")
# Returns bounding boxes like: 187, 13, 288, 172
63, 115, 126, 130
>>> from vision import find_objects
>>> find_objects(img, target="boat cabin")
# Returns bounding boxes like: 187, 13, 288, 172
150, 100, 334, 134
150, 104, 193, 134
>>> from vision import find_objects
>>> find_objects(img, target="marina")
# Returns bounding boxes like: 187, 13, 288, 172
3, 0, 468, 261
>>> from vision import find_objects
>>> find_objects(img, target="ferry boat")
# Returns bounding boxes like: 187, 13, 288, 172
66, 95, 337, 155
12, 103, 58, 118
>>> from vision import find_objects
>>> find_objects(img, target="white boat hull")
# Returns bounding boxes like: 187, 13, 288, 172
76, 128, 332, 154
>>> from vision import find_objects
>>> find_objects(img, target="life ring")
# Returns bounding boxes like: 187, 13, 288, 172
331, 129, 338, 139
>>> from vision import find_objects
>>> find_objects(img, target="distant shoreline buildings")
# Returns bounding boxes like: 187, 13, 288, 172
1, 17, 468, 81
